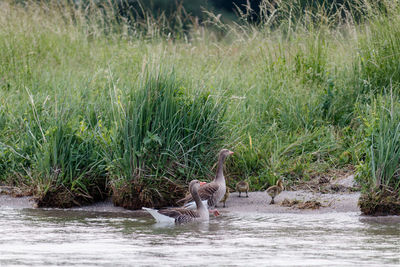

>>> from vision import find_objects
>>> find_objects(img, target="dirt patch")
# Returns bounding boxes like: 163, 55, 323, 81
33, 181, 108, 208
359, 189, 400, 216
222, 190, 360, 214
290, 168, 359, 194
2, 174, 108, 208
111, 180, 186, 210
281, 198, 323, 209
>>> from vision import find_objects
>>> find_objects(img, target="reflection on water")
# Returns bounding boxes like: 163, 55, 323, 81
0, 208, 399, 266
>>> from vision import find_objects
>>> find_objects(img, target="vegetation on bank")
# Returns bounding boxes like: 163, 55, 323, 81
0, 0, 399, 213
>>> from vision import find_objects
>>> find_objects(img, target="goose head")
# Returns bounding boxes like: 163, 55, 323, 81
219, 149, 234, 161
189, 180, 201, 193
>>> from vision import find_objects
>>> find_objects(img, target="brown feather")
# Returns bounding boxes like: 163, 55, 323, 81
157, 204, 201, 224
177, 182, 219, 204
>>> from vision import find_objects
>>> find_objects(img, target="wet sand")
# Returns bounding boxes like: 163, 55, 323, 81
221, 190, 360, 214
0, 190, 360, 214
1, 174, 362, 214
0, 174, 362, 214
0, 195, 34, 209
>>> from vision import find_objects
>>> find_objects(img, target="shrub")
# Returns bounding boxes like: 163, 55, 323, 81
31, 120, 107, 207
356, 93, 400, 192
106, 65, 227, 209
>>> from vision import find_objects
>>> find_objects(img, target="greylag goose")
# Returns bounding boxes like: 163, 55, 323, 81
142, 180, 209, 224
266, 178, 284, 204
236, 181, 249, 197
220, 186, 230, 208
178, 149, 234, 209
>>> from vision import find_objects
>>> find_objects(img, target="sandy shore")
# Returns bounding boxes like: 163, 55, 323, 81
0, 195, 34, 209
0, 190, 360, 214
221, 190, 360, 214
0, 174, 361, 214
221, 173, 361, 214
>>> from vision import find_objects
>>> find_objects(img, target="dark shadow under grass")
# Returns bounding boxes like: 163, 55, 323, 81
359, 189, 400, 216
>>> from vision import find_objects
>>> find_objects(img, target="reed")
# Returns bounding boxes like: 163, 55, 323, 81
357, 92, 400, 192
104, 64, 226, 209
357, 92, 400, 215
357, 3, 400, 94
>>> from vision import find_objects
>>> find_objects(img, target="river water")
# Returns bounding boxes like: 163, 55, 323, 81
0, 206, 399, 266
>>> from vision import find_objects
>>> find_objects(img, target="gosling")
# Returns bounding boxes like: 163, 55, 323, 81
266, 178, 284, 204
236, 181, 249, 198
220, 187, 230, 208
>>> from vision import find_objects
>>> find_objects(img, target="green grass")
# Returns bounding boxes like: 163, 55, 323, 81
356, 92, 400, 192
105, 64, 226, 209
0, 0, 399, 208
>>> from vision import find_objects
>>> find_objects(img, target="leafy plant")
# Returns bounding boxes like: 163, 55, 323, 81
356, 92, 400, 192
106, 65, 226, 209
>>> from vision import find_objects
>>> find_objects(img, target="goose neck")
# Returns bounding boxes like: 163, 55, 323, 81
215, 156, 226, 181
191, 185, 204, 210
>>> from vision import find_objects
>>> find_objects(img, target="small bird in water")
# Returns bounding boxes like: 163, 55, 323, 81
236, 181, 249, 198
266, 178, 284, 204
220, 187, 231, 208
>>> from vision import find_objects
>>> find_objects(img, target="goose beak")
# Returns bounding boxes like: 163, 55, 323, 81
228, 151, 234, 155
199, 181, 207, 186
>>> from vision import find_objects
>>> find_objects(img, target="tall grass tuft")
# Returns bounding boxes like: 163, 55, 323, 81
106, 64, 226, 209
357, 91, 400, 192
23, 103, 107, 207
358, 3, 400, 94
357, 91, 400, 215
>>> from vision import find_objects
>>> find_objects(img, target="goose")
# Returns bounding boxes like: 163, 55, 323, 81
236, 181, 249, 198
178, 149, 234, 209
266, 178, 284, 204
142, 180, 209, 224
220, 186, 230, 208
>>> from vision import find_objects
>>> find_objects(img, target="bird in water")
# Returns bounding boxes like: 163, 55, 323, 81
142, 180, 211, 224
236, 181, 249, 198
266, 178, 284, 204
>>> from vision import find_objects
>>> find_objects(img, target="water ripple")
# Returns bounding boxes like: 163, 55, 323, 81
0, 209, 399, 266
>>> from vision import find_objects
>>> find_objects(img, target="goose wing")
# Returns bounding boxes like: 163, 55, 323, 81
177, 182, 219, 204
158, 208, 200, 224
157, 208, 184, 218
198, 182, 219, 200
158, 208, 198, 218
175, 214, 197, 224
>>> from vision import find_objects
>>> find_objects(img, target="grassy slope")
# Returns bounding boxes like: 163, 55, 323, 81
0, 1, 399, 208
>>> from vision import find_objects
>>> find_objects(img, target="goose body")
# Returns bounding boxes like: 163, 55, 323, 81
142, 207, 175, 223
178, 149, 233, 209
266, 179, 284, 204
236, 181, 249, 197
183, 199, 208, 210
143, 180, 209, 224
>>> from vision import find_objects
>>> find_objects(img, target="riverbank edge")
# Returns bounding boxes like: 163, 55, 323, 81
0, 189, 360, 214
1, 174, 398, 217
0, 174, 362, 214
